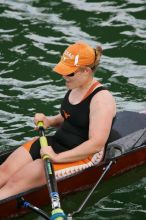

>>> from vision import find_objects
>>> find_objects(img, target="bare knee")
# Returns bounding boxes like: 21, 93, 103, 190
4, 165, 46, 194
0, 164, 10, 187
0, 175, 23, 198
0, 163, 10, 179
4, 175, 20, 190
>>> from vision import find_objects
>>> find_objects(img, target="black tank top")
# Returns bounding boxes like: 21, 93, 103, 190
54, 86, 106, 150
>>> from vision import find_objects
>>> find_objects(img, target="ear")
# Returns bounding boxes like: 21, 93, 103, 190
86, 67, 93, 74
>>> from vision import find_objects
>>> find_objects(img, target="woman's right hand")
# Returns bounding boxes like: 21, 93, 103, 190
34, 113, 51, 129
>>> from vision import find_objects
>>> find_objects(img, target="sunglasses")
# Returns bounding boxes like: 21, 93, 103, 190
66, 72, 76, 77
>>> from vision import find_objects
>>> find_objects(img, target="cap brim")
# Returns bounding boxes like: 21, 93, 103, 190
53, 61, 78, 76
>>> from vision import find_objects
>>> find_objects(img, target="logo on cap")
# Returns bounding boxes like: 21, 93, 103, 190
62, 50, 79, 66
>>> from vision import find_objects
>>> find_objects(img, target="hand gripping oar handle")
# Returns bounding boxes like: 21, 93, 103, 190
37, 121, 66, 220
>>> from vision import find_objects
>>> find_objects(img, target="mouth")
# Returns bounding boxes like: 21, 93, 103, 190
65, 80, 72, 87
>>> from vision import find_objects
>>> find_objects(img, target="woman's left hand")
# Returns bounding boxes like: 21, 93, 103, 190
40, 146, 57, 162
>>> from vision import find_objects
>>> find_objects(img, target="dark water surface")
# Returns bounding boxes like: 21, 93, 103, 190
0, 0, 146, 219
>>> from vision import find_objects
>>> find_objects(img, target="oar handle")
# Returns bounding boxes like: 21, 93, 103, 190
37, 121, 44, 127
37, 121, 46, 141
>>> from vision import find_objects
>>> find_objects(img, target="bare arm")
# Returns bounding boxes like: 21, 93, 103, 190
41, 90, 116, 163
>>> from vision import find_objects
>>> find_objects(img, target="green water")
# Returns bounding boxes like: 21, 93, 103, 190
0, 0, 146, 219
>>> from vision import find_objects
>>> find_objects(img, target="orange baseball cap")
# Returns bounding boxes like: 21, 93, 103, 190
53, 41, 95, 75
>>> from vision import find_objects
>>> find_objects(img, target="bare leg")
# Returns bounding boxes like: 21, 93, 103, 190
0, 146, 32, 188
0, 159, 46, 200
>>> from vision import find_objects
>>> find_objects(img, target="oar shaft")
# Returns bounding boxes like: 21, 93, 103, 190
43, 158, 60, 209
38, 124, 61, 209
38, 122, 66, 219
39, 132, 58, 195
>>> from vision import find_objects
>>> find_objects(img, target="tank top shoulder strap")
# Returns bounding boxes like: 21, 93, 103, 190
63, 82, 107, 104
81, 81, 106, 102
87, 86, 107, 99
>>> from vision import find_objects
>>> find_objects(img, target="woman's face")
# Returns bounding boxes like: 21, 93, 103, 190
63, 67, 92, 90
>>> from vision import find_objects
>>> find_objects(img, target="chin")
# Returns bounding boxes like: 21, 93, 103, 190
66, 85, 73, 90
66, 82, 72, 89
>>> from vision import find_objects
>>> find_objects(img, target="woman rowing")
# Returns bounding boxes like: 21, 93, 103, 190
0, 41, 116, 199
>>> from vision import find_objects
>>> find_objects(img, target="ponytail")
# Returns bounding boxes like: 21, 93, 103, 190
90, 45, 102, 71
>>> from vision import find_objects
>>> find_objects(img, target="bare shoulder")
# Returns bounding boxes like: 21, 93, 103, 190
90, 89, 116, 117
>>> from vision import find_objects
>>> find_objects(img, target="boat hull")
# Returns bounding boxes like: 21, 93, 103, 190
0, 144, 146, 219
